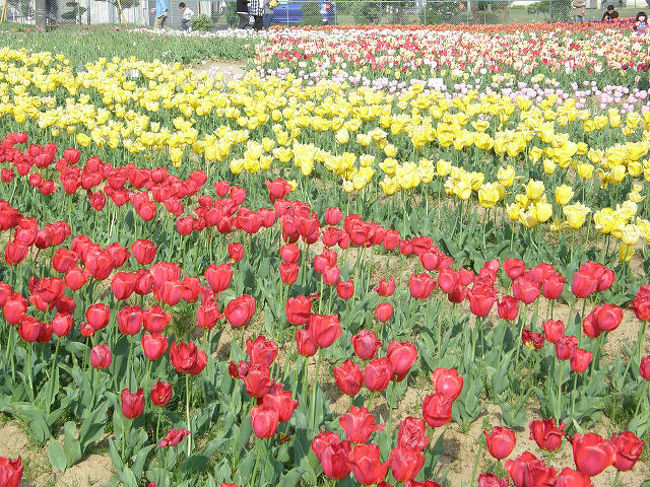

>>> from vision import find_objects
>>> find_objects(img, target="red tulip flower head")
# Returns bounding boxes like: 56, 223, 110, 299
334, 360, 363, 397
484, 426, 516, 460
169, 341, 207, 375
250, 405, 279, 438
422, 393, 452, 427
131, 239, 157, 265
364, 357, 393, 392
309, 313, 341, 348
224, 294, 256, 328
158, 429, 190, 448
346, 443, 389, 486
351, 329, 382, 360
610, 431, 644, 471
477, 473, 509, 487
0, 456, 23, 487
387, 341, 417, 381
339, 406, 385, 444
632, 284, 650, 321
554, 468, 592, 487
285, 295, 312, 326
505, 452, 557, 487
390, 446, 425, 482
529, 419, 565, 451
151, 380, 173, 407
121, 388, 145, 419
431, 368, 463, 401
397, 417, 429, 451
571, 433, 616, 477
90, 344, 112, 369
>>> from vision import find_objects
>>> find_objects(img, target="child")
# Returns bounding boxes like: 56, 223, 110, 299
634, 11, 648, 32
602, 4, 619, 21
179, 2, 194, 31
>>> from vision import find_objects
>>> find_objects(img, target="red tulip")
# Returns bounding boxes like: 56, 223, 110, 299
117, 306, 143, 335
130, 239, 157, 265
3, 295, 27, 324
468, 286, 497, 317
227, 242, 244, 262
497, 295, 520, 321
571, 433, 616, 476
250, 405, 279, 438
311, 432, 340, 461
374, 276, 396, 297
5, 241, 29, 265
310, 314, 341, 348
320, 439, 351, 480
197, 302, 222, 329
611, 431, 644, 471
583, 304, 623, 339
339, 406, 385, 444
397, 417, 429, 451
110, 272, 136, 300
511, 276, 540, 305
204, 263, 233, 293
262, 389, 298, 423
169, 341, 207, 375
505, 452, 557, 487
571, 270, 598, 299
504, 258, 525, 279
52, 248, 78, 273
150, 380, 173, 407
390, 446, 425, 482
422, 393, 452, 427
337, 280, 354, 300
570, 348, 592, 373
121, 388, 144, 419
484, 426, 516, 460
409, 273, 436, 299
554, 468, 592, 487
387, 341, 417, 381
477, 473, 509, 487
542, 273, 565, 300
0, 456, 23, 487
86, 303, 110, 331
279, 244, 300, 264
334, 360, 363, 396
351, 329, 382, 360
285, 296, 312, 326
158, 429, 190, 448
374, 302, 394, 322
522, 329, 545, 349
364, 358, 393, 392
347, 443, 389, 486
246, 335, 278, 367
90, 344, 112, 369
142, 333, 169, 360
529, 419, 565, 451
243, 364, 274, 398
431, 368, 463, 401
322, 266, 341, 285
324, 207, 343, 226
65, 266, 89, 290
632, 284, 650, 321
543, 319, 565, 343
295, 328, 318, 357
555, 335, 578, 360
143, 305, 171, 333
224, 295, 256, 328
52, 312, 74, 337
641, 355, 650, 380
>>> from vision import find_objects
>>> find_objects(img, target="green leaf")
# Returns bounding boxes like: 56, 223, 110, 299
7, 403, 51, 442
63, 421, 83, 466
277, 467, 306, 487
48, 439, 68, 472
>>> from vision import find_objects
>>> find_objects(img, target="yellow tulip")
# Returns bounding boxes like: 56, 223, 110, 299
563, 203, 591, 229
619, 243, 635, 262
436, 159, 452, 177
506, 203, 521, 221
576, 163, 594, 179
478, 183, 500, 209
555, 185, 574, 206
497, 166, 515, 188
535, 201, 553, 223
525, 180, 545, 201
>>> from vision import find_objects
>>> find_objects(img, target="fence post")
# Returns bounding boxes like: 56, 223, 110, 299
549, 0, 552, 20
34, 0, 46, 28
423, 0, 426, 24
334, 0, 337, 25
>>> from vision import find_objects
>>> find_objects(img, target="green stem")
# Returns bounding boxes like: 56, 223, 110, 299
27, 342, 34, 399
556, 361, 564, 422
185, 374, 192, 457
470, 441, 484, 485
613, 470, 620, 487
633, 382, 649, 419
156, 407, 162, 441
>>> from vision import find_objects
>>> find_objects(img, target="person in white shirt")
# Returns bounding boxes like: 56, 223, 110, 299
179, 2, 194, 31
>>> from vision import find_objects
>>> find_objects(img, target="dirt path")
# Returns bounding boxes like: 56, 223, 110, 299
0, 418, 113, 487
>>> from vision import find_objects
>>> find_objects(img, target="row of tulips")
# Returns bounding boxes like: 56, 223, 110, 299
0, 132, 648, 487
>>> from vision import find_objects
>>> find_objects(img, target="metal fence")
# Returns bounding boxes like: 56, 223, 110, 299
2, 0, 649, 27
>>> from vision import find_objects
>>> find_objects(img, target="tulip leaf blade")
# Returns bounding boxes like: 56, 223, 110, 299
48, 438, 68, 472
277, 466, 307, 487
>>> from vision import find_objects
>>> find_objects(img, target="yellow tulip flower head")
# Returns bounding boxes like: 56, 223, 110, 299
497, 166, 515, 188
555, 184, 574, 206
563, 203, 591, 229
525, 179, 545, 202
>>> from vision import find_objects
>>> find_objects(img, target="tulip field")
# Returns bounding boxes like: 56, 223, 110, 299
0, 18, 650, 487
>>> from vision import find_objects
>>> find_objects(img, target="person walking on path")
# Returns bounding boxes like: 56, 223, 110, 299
572, 0, 585, 22
151, 0, 171, 30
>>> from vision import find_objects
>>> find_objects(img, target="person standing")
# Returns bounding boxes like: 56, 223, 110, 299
150, 0, 170, 30
248, 0, 264, 30
571, 0, 585, 22
263, 0, 275, 30
179, 2, 194, 31
237, 0, 250, 28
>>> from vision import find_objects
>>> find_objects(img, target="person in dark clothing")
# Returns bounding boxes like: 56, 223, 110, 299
248, 0, 264, 30
237, 0, 250, 28
602, 4, 620, 20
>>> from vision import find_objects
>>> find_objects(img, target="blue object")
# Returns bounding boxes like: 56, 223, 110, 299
272, 0, 336, 25
155, 0, 168, 17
